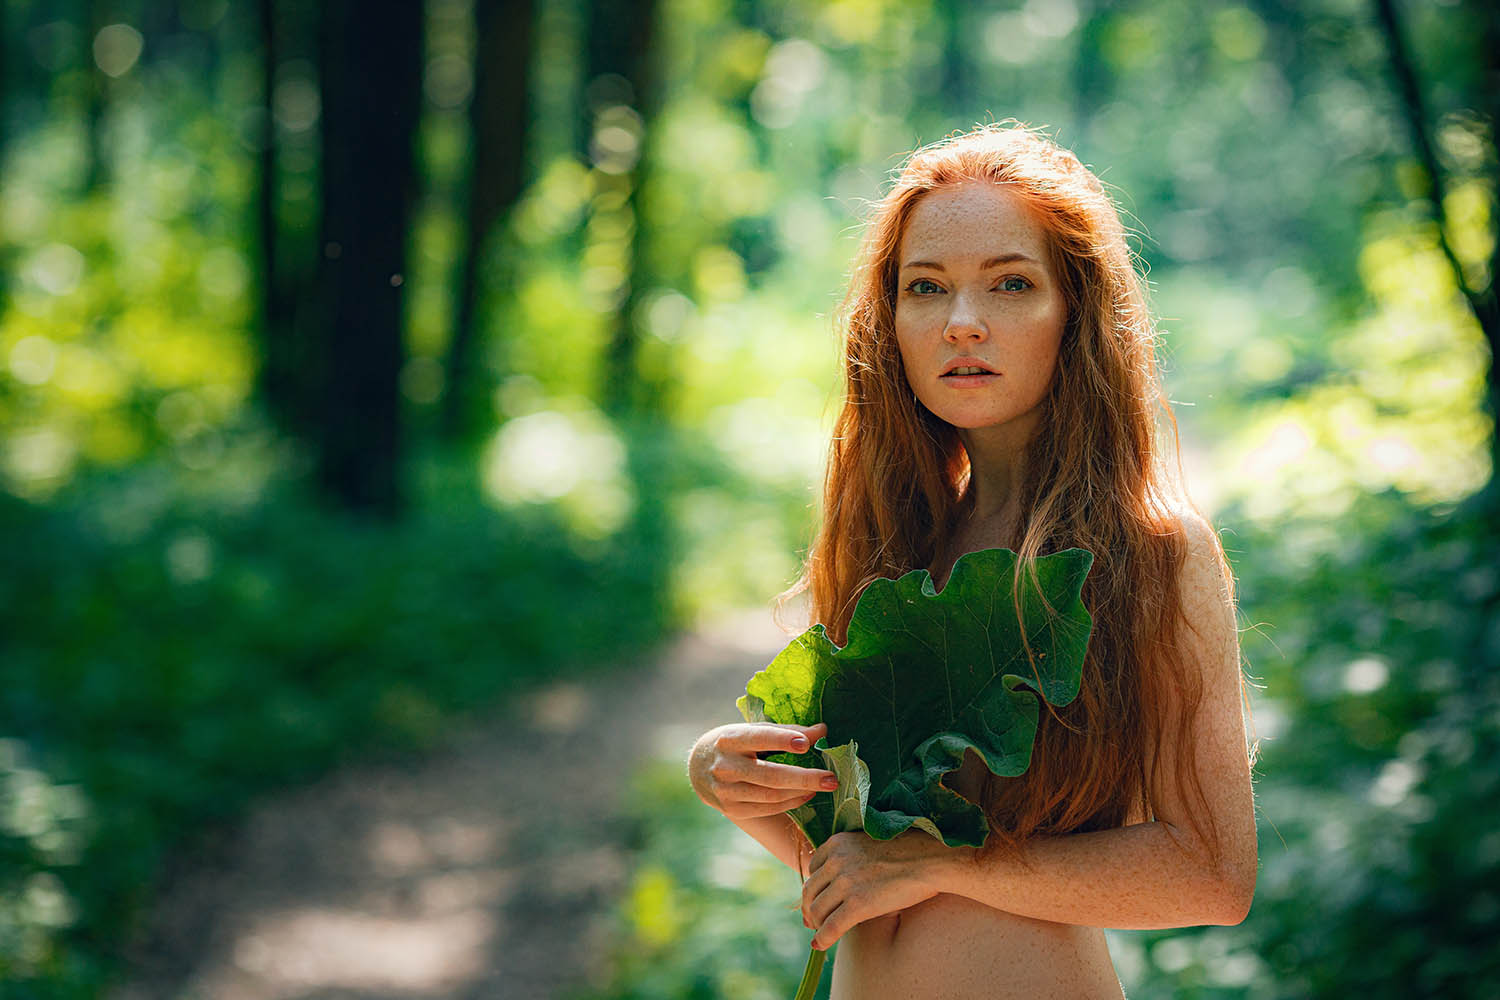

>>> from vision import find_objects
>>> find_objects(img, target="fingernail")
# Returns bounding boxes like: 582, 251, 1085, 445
791, 737, 809, 751
821, 776, 838, 790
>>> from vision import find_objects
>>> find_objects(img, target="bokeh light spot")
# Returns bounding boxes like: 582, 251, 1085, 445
93, 23, 143, 78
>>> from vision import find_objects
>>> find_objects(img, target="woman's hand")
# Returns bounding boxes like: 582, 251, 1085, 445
801, 830, 951, 950
689, 722, 838, 821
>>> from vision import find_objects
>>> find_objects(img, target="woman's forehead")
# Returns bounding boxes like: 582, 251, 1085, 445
898, 183, 1051, 268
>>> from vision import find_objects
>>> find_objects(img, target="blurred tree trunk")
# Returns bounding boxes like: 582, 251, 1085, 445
0, 3, 7, 324
585, 0, 660, 416
316, 0, 425, 515
1071, 0, 1112, 130
0, 4, 6, 158
442, 0, 535, 441
1372, 0, 1500, 490
141, 1, 181, 58
937, 0, 974, 119
0, 0, 6, 185
83, 0, 107, 192
1481, 1, 1500, 489
254, 0, 299, 436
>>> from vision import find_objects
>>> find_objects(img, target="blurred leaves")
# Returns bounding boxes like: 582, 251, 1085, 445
0, 0, 1496, 996
0, 441, 675, 992
570, 762, 826, 1000
1114, 490, 1500, 998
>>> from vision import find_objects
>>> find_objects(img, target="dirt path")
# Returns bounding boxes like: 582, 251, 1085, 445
115, 611, 787, 1000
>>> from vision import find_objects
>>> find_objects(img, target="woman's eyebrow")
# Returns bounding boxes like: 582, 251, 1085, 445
900, 253, 1040, 271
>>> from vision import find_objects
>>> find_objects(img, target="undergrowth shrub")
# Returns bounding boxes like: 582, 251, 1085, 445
0, 443, 676, 998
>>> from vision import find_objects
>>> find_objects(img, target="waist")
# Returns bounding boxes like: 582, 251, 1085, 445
829, 893, 1124, 1000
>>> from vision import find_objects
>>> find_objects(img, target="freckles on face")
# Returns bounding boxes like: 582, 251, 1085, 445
892, 182, 1067, 436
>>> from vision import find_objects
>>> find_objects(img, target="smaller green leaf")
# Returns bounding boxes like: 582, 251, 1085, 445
820, 740, 869, 834
786, 739, 868, 846
739, 691, 768, 722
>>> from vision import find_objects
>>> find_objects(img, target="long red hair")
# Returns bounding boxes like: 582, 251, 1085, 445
786, 123, 1235, 855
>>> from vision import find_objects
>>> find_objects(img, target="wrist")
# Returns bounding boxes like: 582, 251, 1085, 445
930, 842, 983, 899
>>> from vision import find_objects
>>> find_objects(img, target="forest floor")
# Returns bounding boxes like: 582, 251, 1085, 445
114, 610, 788, 1000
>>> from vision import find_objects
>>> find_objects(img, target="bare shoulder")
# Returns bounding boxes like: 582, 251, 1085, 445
1168, 502, 1236, 642
1156, 504, 1258, 909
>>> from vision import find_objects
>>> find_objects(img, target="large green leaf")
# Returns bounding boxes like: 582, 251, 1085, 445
738, 547, 1094, 848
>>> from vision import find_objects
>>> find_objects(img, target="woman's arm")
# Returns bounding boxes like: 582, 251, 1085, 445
688, 721, 834, 876
723, 810, 816, 877
800, 512, 1258, 948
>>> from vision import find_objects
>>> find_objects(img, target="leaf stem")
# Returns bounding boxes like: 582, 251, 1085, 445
792, 943, 827, 1000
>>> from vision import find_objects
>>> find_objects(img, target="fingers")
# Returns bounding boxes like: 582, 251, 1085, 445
712, 756, 836, 794
701, 722, 839, 820
723, 790, 817, 819
811, 902, 851, 951
717, 722, 825, 755
802, 874, 848, 949
719, 780, 812, 804
749, 757, 840, 791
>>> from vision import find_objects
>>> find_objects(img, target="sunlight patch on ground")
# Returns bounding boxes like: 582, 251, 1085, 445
228, 906, 494, 994
368, 818, 499, 874
526, 681, 593, 734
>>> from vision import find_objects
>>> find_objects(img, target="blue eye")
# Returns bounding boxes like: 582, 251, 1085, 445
907, 278, 942, 295
998, 276, 1031, 292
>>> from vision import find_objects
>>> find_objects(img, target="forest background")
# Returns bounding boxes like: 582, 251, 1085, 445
1, 0, 1496, 997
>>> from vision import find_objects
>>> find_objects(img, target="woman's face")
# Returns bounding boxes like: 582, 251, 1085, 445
893, 182, 1067, 449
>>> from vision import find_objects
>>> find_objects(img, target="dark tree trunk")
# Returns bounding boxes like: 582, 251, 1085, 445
1071, 0, 1112, 131
0, 0, 6, 186
84, 0, 108, 192
254, 0, 299, 435
1372, 0, 1500, 490
584, 0, 660, 415
1479, 1, 1500, 489
443, 0, 536, 440
0, 2, 8, 323
141, 0, 182, 58
316, 0, 425, 515
0, 3, 6, 159
938, 0, 973, 119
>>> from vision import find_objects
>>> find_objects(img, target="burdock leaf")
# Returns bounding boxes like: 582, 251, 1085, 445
738, 547, 1093, 849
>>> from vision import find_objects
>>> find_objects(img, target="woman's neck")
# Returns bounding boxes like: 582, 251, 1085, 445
959, 425, 1030, 523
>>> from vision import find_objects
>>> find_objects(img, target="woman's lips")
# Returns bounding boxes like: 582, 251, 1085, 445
939, 370, 1000, 386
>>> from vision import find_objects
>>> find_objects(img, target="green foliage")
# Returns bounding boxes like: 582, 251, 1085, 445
0, 441, 676, 997
1, 0, 1494, 996
1, 71, 256, 501
740, 548, 1094, 848
1112, 491, 1500, 999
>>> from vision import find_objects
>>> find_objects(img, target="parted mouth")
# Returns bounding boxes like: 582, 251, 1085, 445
941, 359, 998, 376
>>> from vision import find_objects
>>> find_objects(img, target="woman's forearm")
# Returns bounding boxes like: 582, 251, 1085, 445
687, 731, 817, 876
728, 811, 813, 876
934, 820, 1256, 929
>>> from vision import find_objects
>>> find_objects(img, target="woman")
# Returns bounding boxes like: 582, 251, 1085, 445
688, 123, 1257, 998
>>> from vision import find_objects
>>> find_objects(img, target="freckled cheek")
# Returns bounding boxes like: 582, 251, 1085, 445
993, 297, 1057, 326
893, 330, 934, 374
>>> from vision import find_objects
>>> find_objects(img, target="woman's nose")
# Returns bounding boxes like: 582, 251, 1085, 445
943, 296, 988, 342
